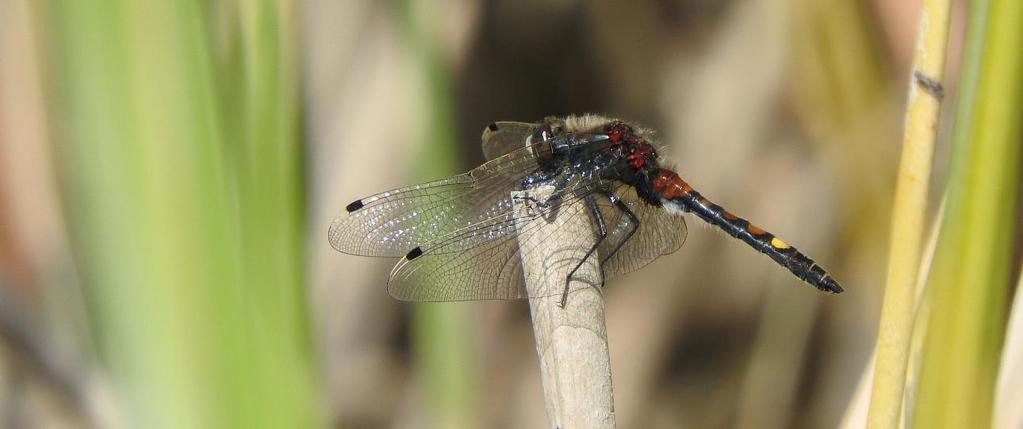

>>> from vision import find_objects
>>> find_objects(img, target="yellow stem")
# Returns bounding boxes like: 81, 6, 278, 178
867, 1, 952, 428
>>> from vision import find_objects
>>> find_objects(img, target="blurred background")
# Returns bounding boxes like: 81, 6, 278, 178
0, 0, 984, 428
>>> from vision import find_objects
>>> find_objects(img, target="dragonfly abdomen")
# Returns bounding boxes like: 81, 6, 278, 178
649, 168, 843, 294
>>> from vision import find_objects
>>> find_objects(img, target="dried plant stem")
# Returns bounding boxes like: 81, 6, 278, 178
840, 198, 944, 429
513, 186, 615, 429
867, 1, 953, 428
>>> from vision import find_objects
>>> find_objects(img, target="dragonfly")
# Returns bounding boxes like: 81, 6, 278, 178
329, 115, 843, 306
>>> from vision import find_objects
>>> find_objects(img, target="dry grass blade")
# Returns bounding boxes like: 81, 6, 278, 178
867, 1, 953, 427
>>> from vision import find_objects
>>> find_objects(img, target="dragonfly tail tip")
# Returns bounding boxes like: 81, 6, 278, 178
820, 277, 844, 294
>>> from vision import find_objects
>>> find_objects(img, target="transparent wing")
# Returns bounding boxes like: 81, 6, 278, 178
481, 121, 539, 161
387, 188, 604, 301
386, 183, 688, 302
328, 144, 546, 257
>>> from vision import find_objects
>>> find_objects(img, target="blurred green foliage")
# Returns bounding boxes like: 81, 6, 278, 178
47, 1, 321, 427
914, 0, 1023, 426
400, 1, 479, 427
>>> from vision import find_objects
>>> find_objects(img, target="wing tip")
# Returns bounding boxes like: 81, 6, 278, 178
326, 223, 346, 252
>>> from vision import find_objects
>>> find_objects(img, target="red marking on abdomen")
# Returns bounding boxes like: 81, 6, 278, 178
651, 169, 693, 199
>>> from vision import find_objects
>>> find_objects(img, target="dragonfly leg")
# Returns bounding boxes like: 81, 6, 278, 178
542, 172, 576, 223
511, 194, 549, 208
597, 190, 640, 266
512, 193, 566, 224
561, 193, 608, 308
515, 168, 572, 221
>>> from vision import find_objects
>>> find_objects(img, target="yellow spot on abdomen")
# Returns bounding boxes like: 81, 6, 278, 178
771, 237, 790, 249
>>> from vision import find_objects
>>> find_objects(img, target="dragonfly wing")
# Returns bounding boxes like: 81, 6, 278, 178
386, 211, 529, 301
387, 188, 608, 301
481, 121, 539, 161
594, 184, 688, 280
329, 144, 546, 257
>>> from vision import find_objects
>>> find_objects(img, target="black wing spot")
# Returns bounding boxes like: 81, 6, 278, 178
406, 246, 423, 260
346, 200, 365, 212
487, 122, 499, 131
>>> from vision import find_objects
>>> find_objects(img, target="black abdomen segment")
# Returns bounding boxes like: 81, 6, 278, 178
671, 192, 843, 294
